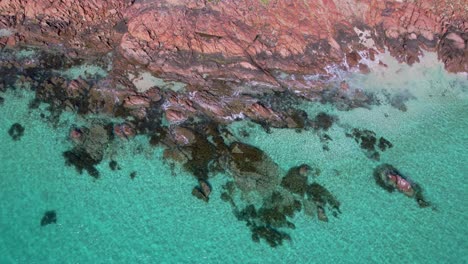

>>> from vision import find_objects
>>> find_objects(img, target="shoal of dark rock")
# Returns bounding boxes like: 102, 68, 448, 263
63, 148, 100, 178
192, 179, 212, 202
8, 123, 25, 141
109, 160, 120, 171
40, 210, 57, 226
346, 128, 394, 161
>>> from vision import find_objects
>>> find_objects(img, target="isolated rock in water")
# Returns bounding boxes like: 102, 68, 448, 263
8, 123, 25, 141
192, 179, 212, 202
109, 160, 120, 171
373, 163, 431, 208
69, 127, 83, 143
192, 187, 207, 202
40, 210, 57, 226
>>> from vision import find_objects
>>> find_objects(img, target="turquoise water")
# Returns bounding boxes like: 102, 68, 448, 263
1, 53, 467, 263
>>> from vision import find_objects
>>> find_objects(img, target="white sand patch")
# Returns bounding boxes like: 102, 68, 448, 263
15, 49, 37, 59
0, 28, 13, 37
128, 71, 186, 93
59, 64, 108, 79
351, 51, 467, 95
353, 27, 376, 48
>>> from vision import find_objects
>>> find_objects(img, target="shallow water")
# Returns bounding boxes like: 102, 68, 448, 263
0, 52, 467, 263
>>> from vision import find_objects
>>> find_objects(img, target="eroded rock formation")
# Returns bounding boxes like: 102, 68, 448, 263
1, 0, 466, 91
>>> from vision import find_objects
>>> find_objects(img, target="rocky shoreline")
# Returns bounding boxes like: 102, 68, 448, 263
0, 0, 463, 247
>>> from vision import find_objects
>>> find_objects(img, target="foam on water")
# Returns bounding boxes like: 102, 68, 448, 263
0, 52, 467, 263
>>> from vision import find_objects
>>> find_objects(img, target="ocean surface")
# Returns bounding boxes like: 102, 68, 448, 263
0, 52, 467, 263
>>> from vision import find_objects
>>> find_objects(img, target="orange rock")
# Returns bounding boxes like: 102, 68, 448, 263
123, 95, 150, 109
165, 109, 187, 123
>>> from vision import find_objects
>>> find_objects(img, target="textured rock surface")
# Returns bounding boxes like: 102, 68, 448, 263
1, 0, 466, 91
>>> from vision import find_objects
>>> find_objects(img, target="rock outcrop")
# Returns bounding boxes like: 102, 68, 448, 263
0, 0, 466, 93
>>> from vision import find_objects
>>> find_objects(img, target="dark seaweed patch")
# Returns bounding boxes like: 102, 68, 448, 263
346, 128, 393, 161
8, 123, 25, 140
182, 123, 226, 180
28, 98, 41, 109
312, 112, 337, 131
251, 225, 291, 247
40, 210, 57, 226
378, 137, 393, 151
63, 148, 100, 178
234, 201, 294, 247
109, 160, 120, 171
149, 127, 167, 146
307, 183, 341, 211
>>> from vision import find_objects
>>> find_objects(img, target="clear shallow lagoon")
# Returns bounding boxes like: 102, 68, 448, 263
0, 53, 467, 263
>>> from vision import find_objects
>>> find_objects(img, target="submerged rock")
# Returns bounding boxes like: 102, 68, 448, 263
228, 142, 280, 193
8, 123, 25, 141
378, 137, 393, 151
373, 164, 430, 208
63, 124, 111, 178
312, 112, 337, 131
346, 128, 393, 161
306, 183, 341, 222
109, 160, 120, 171
281, 164, 310, 196
251, 225, 291, 248
40, 210, 57, 226
0, 96, 4, 105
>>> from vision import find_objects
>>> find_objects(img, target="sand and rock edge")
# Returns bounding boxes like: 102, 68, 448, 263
0, 0, 460, 247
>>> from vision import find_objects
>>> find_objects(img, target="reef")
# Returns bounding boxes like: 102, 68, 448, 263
0, 0, 457, 247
